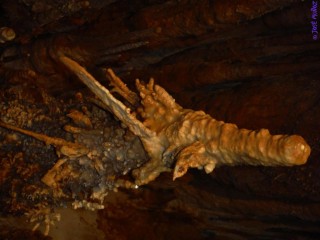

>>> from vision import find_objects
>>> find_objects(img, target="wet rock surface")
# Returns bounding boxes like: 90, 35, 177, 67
0, 0, 319, 239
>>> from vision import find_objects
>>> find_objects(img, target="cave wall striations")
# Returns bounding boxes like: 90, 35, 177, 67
0, 0, 320, 239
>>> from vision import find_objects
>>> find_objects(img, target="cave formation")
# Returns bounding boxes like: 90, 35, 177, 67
0, 0, 320, 239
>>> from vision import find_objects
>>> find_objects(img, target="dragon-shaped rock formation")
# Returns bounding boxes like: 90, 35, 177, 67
60, 56, 311, 186
0, 56, 312, 235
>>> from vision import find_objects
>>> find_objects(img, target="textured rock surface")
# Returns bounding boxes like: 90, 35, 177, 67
0, 0, 319, 239
60, 57, 310, 185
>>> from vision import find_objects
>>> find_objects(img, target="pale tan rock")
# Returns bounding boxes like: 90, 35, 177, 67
59, 56, 311, 185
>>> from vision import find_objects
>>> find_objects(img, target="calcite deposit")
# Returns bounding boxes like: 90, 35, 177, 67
60, 56, 311, 186
0, 55, 311, 235
0, 1, 317, 238
0, 83, 148, 235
